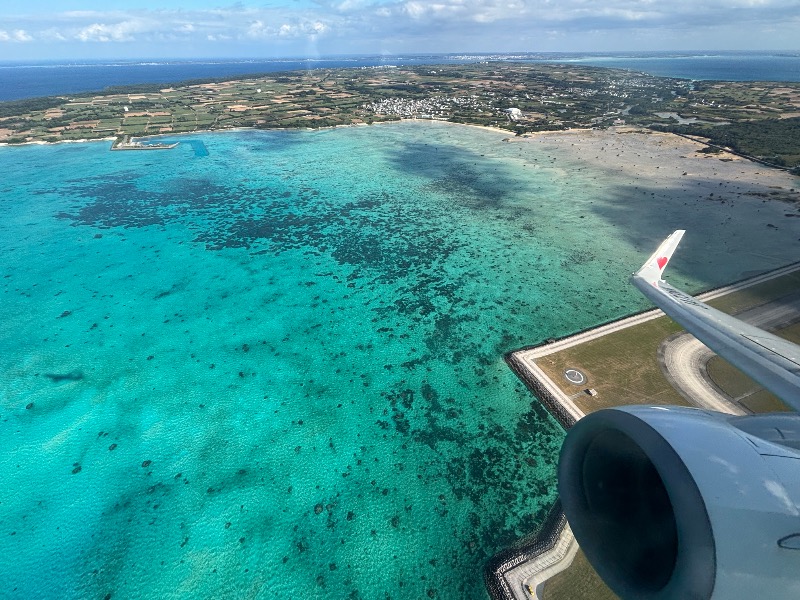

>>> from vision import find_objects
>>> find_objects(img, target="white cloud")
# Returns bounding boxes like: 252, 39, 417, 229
246, 19, 267, 37
76, 21, 144, 42
246, 18, 328, 40
0, 28, 33, 42
242, 8, 333, 39
40, 28, 68, 42
0, 1, 798, 54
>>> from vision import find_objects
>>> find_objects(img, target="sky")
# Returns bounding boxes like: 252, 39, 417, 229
1, 1, 799, 61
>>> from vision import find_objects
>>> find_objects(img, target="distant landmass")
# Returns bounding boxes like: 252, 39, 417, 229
2, 61, 799, 171
1, 51, 799, 102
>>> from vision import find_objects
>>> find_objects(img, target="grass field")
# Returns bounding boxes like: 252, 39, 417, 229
542, 549, 618, 600
536, 316, 687, 413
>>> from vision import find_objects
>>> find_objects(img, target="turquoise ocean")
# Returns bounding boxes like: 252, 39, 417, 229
1, 121, 798, 599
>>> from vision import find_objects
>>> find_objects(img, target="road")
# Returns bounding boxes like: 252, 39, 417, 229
660, 291, 800, 415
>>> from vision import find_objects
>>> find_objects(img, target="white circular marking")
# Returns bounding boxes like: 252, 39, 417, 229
564, 368, 586, 385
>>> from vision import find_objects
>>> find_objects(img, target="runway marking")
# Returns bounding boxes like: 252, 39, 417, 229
563, 368, 586, 385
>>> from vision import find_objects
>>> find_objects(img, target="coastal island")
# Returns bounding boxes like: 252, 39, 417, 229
1, 62, 799, 171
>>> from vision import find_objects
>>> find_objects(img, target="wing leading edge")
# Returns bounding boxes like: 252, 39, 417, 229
631, 231, 800, 411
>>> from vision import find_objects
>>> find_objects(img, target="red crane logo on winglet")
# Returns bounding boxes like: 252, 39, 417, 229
657, 256, 668, 270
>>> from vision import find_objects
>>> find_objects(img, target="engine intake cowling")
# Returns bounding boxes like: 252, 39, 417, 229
558, 406, 800, 600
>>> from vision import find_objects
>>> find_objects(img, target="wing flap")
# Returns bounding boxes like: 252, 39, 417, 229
741, 334, 800, 367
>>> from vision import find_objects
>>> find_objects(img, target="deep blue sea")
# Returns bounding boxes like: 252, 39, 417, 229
552, 52, 800, 82
1, 52, 799, 102
0, 55, 466, 102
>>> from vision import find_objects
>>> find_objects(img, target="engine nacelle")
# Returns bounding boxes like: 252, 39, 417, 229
558, 406, 800, 600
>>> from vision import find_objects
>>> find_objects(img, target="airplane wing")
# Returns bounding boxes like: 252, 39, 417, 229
557, 233, 800, 600
631, 230, 800, 411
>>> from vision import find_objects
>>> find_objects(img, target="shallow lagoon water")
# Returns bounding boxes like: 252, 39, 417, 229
1, 121, 798, 599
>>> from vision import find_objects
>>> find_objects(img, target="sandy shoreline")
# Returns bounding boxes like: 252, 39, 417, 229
3, 123, 800, 206
0, 135, 117, 148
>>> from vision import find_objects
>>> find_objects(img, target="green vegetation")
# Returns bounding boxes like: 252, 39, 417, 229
708, 271, 800, 314
542, 549, 618, 600
0, 96, 64, 118
657, 117, 800, 171
643, 79, 800, 169
706, 318, 800, 413
706, 355, 791, 412
1, 63, 797, 168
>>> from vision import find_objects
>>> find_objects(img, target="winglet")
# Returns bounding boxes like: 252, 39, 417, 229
633, 230, 685, 286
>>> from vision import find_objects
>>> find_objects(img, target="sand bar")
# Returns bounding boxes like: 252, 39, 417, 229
512, 127, 799, 201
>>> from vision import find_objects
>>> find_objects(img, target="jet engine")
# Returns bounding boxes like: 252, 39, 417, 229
558, 406, 800, 600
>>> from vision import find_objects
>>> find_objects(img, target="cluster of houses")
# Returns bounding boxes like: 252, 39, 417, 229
363, 95, 488, 119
